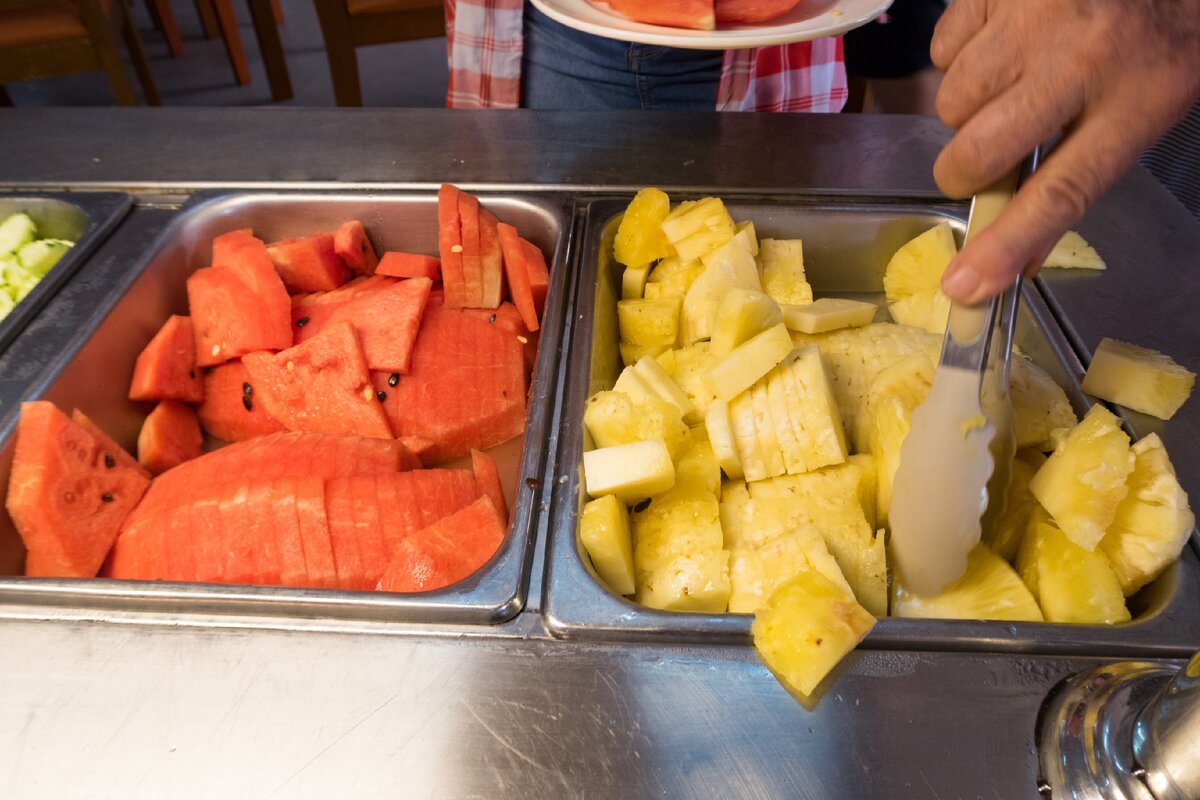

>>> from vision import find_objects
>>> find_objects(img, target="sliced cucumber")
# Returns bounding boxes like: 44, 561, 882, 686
17, 238, 72, 277
0, 213, 37, 257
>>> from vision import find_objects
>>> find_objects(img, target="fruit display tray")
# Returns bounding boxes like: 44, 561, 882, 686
543, 197, 1200, 656
0, 192, 131, 355
0, 190, 574, 625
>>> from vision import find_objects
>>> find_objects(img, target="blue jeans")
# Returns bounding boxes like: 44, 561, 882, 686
520, 4, 722, 110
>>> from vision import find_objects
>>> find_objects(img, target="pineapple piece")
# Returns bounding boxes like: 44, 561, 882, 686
752, 568, 876, 698
1028, 404, 1135, 551
765, 363, 806, 475
733, 220, 759, 256
781, 298, 878, 334
614, 187, 673, 269
749, 379, 787, 480
705, 400, 743, 480
633, 355, 697, 423
710, 288, 784, 358
680, 235, 762, 344
612, 365, 656, 405
583, 439, 675, 504
858, 354, 934, 526
984, 457, 1040, 562
847, 454, 879, 529
661, 197, 736, 263
1081, 338, 1195, 420
883, 222, 957, 302
719, 479, 752, 547
893, 545, 1044, 622
758, 239, 814, 306
1100, 433, 1194, 596
1031, 520, 1131, 624
579, 495, 636, 595
729, 389, 772, 482
854, 352, 935, 454
820, 522, 888, 617
670, 342, 719, 420
888, 289, 951, 335
617, 297, 681, 351
621, 264, 652, 300
1009, 355, 1079, 450
704, 323, 793, 402
582, 390, 688, 456
633, 486, 724, 572
1016, 506, 1056, 600
619, 340, 669, 366
1042, 230, 1106, 270
654, 348, 676, 376
636, 550, 731, 613
643, 264, 704, 299
674, 425, 721, 496
779, 345, 849, 473
729, 524, 853, 613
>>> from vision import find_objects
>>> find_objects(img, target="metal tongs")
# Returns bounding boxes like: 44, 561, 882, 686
889, 150, 1040, 596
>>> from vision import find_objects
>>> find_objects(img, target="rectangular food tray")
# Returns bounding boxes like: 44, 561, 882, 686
0, 190, 574, 625
0, 192, 131, 354
543, 197, 1200, 657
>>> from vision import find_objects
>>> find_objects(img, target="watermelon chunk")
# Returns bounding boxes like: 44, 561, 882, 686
128, 315, 205, 404
294, 275, 394, 307
497, 223, 540, 332
458, 191, 483, 308
376, 496, 506, 593
325, 477, 366, 589
333, 220, 378, 275
293, 277, 432, 373
478, 209, 504, 309
373, 294, 527, 463
137, 401, 204, 475
197, 359, 286, 443
471, 449, 509, 524
6, 402, 151, 577
71, 409, 148, 477
600, 0, 715, 29
267, 231, 350, 293
438, 184, 466, 309
188, 261, 291, 367
521, 238, 550, 320
376, 252, 441, 281
243, 322, 394, 440
715, 0, 801, 22
291, 475, 338, 588
212, 229, 275, 275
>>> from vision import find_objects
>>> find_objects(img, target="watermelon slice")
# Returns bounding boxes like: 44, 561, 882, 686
197, 359, 287, 443
212, 229, 275, 275
137, 401, 203, 475
71, 409, 148, 477
600, 0, 715, 29
471, 449, 509, 523
128, 315, 205, 404
372, 294, 527, 463
294, 275, 394, 307
291, 475, 338, 588
293, 277, 432, 373
269, 487, 307, 587
350, 477, 390, 588
376, 252, 441, 281
188, 261, 291, 368
521, 238, 551, 320
715, 0, 801, 22
376, 496, 506, 593
266, 231, 350, 293
325, 477, 366, 589
243, 322, 394, 439
458, 191, 483, 308
438, 183, 466, 309
478, 209, 504, 309
497, 223, 540, 332
333, 220, 378, 275
6, 402, 151, 577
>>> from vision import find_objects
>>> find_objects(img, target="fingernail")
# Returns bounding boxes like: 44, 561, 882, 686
942, 268, 980, 301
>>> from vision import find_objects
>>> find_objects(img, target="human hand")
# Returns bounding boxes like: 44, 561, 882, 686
930, 0, 1200, 303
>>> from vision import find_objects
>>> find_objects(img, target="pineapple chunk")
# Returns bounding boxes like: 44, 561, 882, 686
752, 568, 876, 698
710, 288, 784, 358
705, 400, 743, 480
583, 439, 675, 504
858, 354, 934, 526
729, 389, 770, 482
888, 289, 951, 335
820, 522, 888, 617
619, 341, 668, 366
892, 545, 1044, 622
984, 457, 1040, 562
749, 379, 787, 479
633, 484, 730, 612
733, 220, 759, 256
781, 298, 878, 334
636, 550, 731, 613
883, 222, 957, 302
614, 187, 673, 268
1100, 433, 1195, 596
1042, 230, 1106, 270
1008, 355, 1079, 450
729, 525, 853, 613
670, 342, 719, 420
758, 239, 814, 306
661, 197, 736, 263
582, 390, 688, 455
579, 495, 636, 595
633, 355, 697, 423
674, 426, 721, 495
643, 264, 704, 299
654, 348, 676, 375
1081, 338, 1196, 420
680, 236, 762, 344
1031, 520, 1131, 624
612, 365, 656, 405
621, 264, 652, 299
617, 297, 681, 351
1016, 506, 1056, 600
1028, 404, 1135, 551
855, 352, 935, 454
704, 323, 793, 402
719, 479, 751, 547
765, 364, 806, 475
847, 454, 879, 529
779, 345, 849, 473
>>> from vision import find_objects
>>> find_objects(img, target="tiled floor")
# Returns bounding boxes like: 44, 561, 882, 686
7, 0, 448, 108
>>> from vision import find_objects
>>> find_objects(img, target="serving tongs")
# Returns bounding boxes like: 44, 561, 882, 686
889, 151, 1039, 597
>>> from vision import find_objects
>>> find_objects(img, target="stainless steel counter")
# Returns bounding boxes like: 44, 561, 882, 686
0, 109, 1196, 799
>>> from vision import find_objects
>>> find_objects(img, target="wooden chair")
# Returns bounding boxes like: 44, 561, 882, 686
313, 0, 444, 106
190, 0, 293, 100
0, 0, 160, 105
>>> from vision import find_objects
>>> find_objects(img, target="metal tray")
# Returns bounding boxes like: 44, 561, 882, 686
0, 190, 574, 626
543, 197, 1200, 657
0, 192, 131, 354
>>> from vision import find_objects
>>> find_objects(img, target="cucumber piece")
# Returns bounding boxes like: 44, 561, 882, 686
17, 238, 72, 277
0, 291, 14, 321
1, 258, 39, 302
0, 213, 37, 257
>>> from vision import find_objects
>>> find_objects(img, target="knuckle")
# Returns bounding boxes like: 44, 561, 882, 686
1033, 173, 1095, 226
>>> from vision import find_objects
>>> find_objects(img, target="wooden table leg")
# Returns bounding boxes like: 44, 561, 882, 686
194, 0, 220, 38
147, 0, 184, 57
248, 0, 293, 101
212, 0, 251, 85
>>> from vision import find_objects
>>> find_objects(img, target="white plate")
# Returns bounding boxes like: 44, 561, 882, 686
529, 0, 892, 49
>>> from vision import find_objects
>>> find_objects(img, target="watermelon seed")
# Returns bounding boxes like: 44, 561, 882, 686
103, 452, 115, 469
387, 373, 400, 387
242, 382, 253, 397
487, 314, 496, 324
362, 386, 374, 402
189, 369, 196, 379
633, 498, 651, 512
517, 335, 528, 344
64, 491, 75, 503
101, 493, 114, 503
376, 390, 387, 402
242, 396, 253, 412
295, 316, 310, 328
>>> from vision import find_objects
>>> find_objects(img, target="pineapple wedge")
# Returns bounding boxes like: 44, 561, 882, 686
617, 297, 682, 352
643, 265, 704, 299
858, 354, 935, 526
1028, 404, 1135, 551
1008, 355, 1079, 450
669, 342, 719, 421
749, 378, 787, 479
758, 239, 814, 306
1031, 520, 1131, 624
1042, 230, 1106, 270
680, 235, 761, 344
633, 355, 697, 423
1016, 506, 1056, 600
883, 222, 957, 302
820, 522, 888, 617
893, 545, 1044, 622
719, 479, 752, 548
633, 484, 730, 613
854, 352, 935, 454
619, 341, 668, 367
779, 345, 849, 473
705, 400, 743, 480
710, 288, 784, 358
705, 323, 793, 402
583, 439, 676, 504
765, 362, 806, 475
733, 220, 759, 256
752, 568, 876, 698
729, 389, 771, 482
1100, 433, 1195, 596
636, 550, 731, 613
888, 289, 951, 335
614, 187, 673, 269
984, 457, 1040, 562
674, 425, 722, 496
661, 197, 737, 263
780, 298, 878, 334
612, 365, 656, 405
579, 494, 636, 595
621, 264, 652, 300
582, 390, 688, 456
1081, 338, 1196, 420
729, 524, 853, 613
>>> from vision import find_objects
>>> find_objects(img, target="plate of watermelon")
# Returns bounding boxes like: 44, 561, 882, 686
530, 0, 892, 48
0, 188, 572, 625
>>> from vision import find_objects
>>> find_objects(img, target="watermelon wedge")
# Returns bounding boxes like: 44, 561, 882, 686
128, 315, 205, 404
471, 448, 509, 523
376, 252, 441, 281
243, 322, 394, 440
437, 184, 466, 309
376, 495, 506, 593
267, 231, 350, 293
599, 0, 715, 29
458, 191, 483, 308
325, 477, 366, 589
188, 261, 291, 368
6, 402, 151, 578
137, 401, 203, 475
478, 209, 504, 309
292, 475, 338, 588
71, 409, 148, 477
333, 220, 378, 275
197, 359, 287, 443
294, 275, 394, 307
497, 222, 540, 332
521, 238, 551, 320
715, 0, 801, 22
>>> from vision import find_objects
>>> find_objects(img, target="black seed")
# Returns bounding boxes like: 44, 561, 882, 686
376, 390, 387, 402
633, 498, 651, 513
101, 493, 114, 503
295, 316, 310, 327
103, 452, 116, 469
242, 382, 253, 397
242, 396, 253, 412
487, 314, 496, 324
188, 369, 196, 379
387, 373, 400, 387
